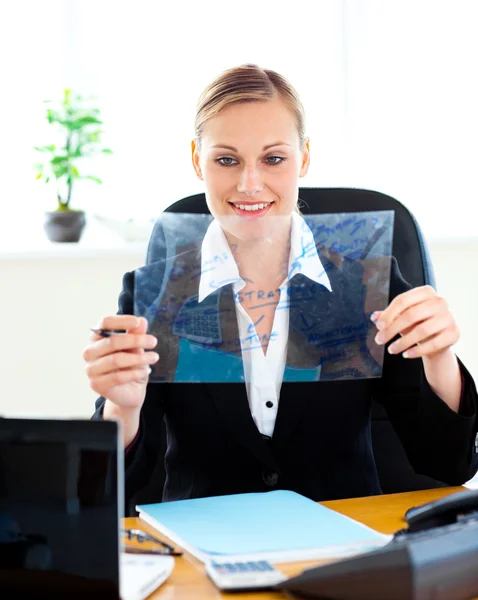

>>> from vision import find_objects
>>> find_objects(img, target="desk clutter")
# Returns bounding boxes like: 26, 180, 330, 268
1, 417, 478, 599
138, 488, 478, 599
280, 488, 478, 599
0, 418, 173, 600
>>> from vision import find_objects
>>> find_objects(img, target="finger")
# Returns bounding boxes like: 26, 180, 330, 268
90, 318, 149, 357
374, 298, 443, 346
375, 285, 436, 330
89, 366, 152, 395
123, 317, 149, 358
400, 328, 459, 359
86, 351, 159, 378
83, 333, 158, 363
386, 313, 453, 356
89, 315, 141, 341
128, 316, 148, 335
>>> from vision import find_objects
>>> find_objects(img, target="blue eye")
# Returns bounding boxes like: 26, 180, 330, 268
266, 156, 285, 165
216, 157, 238, 166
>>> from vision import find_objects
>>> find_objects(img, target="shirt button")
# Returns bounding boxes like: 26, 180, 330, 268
265, 401, 274, 408
262, 470, 279, 487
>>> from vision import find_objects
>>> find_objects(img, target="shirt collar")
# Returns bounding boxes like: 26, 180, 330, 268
198, 213, 332, 303
198, 220, 243, 302
288, 212, 332, 291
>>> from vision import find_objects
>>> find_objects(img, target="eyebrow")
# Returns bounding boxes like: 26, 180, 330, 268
211, 142, 292, 152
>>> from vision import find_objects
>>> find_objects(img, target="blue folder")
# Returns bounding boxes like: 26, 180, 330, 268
137, 490, 391, 563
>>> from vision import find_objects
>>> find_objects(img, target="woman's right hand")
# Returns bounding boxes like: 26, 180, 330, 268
83, 315, 159, 411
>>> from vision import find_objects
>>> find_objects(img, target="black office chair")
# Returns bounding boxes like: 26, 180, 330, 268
133, 187, 445, 510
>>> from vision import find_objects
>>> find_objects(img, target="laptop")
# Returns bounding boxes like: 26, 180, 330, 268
0, 418, 173, 600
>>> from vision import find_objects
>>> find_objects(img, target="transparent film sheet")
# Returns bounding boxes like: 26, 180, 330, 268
134, 211, 394, 383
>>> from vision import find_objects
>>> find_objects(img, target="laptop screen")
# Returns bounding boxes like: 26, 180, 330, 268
0, 418, 122, 599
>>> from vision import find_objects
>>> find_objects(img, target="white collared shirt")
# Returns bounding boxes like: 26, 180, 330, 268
198, 213, 332, 438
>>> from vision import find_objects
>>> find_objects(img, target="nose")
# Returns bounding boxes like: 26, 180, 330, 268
236, 165, 264, 197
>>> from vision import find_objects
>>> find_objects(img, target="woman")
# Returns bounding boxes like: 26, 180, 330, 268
85, 65, 478, 504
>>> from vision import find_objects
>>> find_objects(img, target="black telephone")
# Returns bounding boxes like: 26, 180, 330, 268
400, 488, 478, 534
279, 489, 478, 600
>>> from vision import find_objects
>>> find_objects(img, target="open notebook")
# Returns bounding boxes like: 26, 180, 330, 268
137, 490, 392, 564
121, 554, 174, 600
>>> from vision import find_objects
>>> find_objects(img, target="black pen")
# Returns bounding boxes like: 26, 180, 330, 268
122, 528, 183, 556
90, 328, 127, 337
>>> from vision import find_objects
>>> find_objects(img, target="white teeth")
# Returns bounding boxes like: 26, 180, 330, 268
233, 203, 270, 212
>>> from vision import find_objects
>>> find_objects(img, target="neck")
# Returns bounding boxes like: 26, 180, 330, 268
225, 222, 292, 286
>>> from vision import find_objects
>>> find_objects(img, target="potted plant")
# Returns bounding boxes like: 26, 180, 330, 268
34, 89, 112, 242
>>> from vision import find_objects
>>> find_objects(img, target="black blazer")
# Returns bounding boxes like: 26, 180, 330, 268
93, 258, 478, 504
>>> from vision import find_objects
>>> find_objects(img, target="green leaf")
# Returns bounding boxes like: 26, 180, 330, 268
51, 155, 69, 165
35, 172, 42, 180
84, 175, 102, 184
37, 90, 113, 181
66, 116, 103, 131
45, 176, 50, 183
34, 144, 56, 153
46, 109, 63, 124
85, 132, 101, 143
52, 165, 68, 179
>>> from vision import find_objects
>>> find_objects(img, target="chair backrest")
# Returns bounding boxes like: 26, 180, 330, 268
148, 187, 436, 289
139, 187, 445, 502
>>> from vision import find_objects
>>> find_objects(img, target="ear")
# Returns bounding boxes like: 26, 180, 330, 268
299, 138, 310, 178
191, 140, 203, 180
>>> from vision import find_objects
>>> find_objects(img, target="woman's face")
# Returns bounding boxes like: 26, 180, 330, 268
192, 98, 310, 243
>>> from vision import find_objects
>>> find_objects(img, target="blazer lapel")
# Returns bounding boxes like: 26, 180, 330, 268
272, 274, 335, 448
273, 257, 381, 448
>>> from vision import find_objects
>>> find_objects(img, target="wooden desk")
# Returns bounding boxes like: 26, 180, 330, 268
125, 486, 465, 599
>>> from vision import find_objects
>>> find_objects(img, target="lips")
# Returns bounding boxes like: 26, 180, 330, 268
228, 201, 274, 217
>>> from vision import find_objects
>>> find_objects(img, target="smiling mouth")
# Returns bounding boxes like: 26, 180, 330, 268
228, 201, 273, 213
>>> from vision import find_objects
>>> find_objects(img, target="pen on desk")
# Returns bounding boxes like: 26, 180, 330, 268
124, 546, 183, 556
122, 528, 183, 556
90, 328, 127, 337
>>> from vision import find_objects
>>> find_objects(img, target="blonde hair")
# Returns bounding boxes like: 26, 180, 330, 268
194, 64, 307, 151
194, 64, 306, 214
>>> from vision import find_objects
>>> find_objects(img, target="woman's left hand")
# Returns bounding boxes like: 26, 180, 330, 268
372, 285, 460, 360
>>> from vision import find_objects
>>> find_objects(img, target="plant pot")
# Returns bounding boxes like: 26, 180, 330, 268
44, 210, 86, 243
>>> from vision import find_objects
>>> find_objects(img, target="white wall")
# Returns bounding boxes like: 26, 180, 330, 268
0, 250, 144, 418
1, 239, 477, 419
5, 1, 477, 239
342, 0, 478, 239
1, 0, 348, 222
